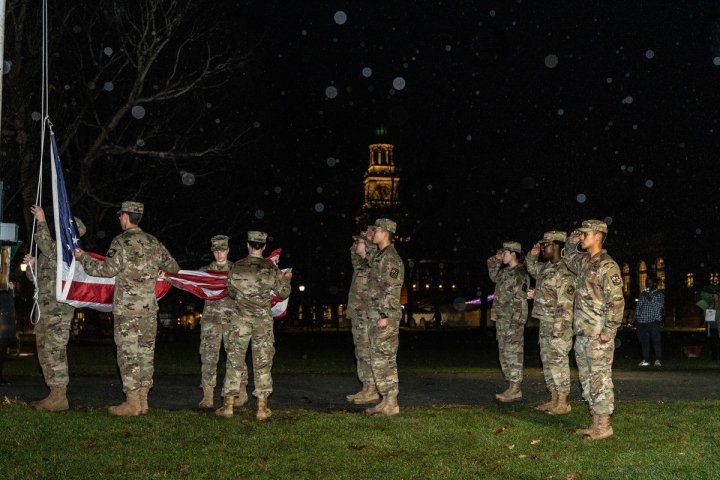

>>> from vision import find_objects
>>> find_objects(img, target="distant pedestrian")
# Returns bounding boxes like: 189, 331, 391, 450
706, 294, 719, 360
75, 201, 180, 416
566, 220, 624, 440
635, 276, 664, 367
527, 231, 575, 414
487, 241, 530, 402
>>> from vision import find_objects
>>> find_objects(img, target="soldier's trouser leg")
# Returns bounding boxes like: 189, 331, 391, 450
199, 317, 222, 388
351, 315, 373, 385
574, 335, 614, 415
249, 318, 275, 398
221, 314, 253, 397
547, 333, 573, 394
35, 311, 73, 388
497, 326, 524, 383
538, 335, 554, 391
114, 315, 157, 392
369, 320, 399, 397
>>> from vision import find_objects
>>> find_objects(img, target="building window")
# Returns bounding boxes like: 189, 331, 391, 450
686, 273, 694, 288
338, 304, 347, 317
323, 305, 333, 320
711, 273, 719, 286
655, 258, 666, 290
638, 261, 647, 291
622, 263, 630, 295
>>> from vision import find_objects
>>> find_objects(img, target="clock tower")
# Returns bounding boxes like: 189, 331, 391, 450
362, 129, 400, 211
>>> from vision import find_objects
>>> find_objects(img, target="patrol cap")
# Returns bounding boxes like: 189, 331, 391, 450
248, 231, 268, 243
372, 218, 397, 234
117, 201, 144, 215
577, 219, 608, 234
210, 235, 229, 251
75, 217, 86, 237
500, 241, 522, 254
538, 231, 566, 244
352, 231, 367, 241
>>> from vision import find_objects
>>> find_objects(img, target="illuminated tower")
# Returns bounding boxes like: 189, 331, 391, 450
363, 129, 400, 211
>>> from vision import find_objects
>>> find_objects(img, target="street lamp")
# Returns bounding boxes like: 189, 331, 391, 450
299, 285, 305, 292
20, 262, 27, 272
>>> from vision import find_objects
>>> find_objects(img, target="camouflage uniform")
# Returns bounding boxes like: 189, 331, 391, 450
80, 206, 179, 394
224, 232, 291, 399
367, 222, 404, 398
526, 234, 576, 394
347, 234, 377, 386
487, 244, 530, 384
565, 222, 624, 416
27, 221, 76, 389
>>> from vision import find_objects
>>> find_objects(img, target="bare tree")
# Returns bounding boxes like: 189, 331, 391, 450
1, 0, 257, 254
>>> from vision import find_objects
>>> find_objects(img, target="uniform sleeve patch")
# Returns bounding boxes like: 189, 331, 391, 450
565, 285, 575, 296
611, 274, 622, 286
390, 268, 399, 279
107, 248, 117, 258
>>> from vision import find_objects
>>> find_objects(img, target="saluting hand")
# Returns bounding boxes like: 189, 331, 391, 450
568, 231, 582, 243
530, 243, 541, 256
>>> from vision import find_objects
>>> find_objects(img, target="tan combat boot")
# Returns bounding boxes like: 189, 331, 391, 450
30, 391, 54, 409
584, 414, 613, 440
234, 388, 248, 409
108, 390, 142, 416
372, 395, 399, 417
496, 381, 522, 403
353, 384, 380, 405
547, 392, 572, 415
199, 386, 214, 409
256, 397, 272, 421
215, 396, 234, 417
365, 396, 388, 415
346, 384, 368, 402
536, 390, 558, 412
574, 414, 599, 435
34, 387, 69, 412
139, 387, 150, 414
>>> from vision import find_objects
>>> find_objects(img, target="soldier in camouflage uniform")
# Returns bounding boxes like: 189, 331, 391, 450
23, 205, 84, 411
364, 219, 404, 417
164, 235, 237, 409
74, 201, 179, 416
565, 220, 624, 440
217, 231, 292, 420
487, 241, 530, 402
345, 231, 379, 405
527, 231, 576, 415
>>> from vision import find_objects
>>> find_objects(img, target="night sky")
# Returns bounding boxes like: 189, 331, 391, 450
5, 0, 720, 299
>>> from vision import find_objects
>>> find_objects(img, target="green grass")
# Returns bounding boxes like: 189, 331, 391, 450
5, 329, 720, 378
1, 400, 718, 479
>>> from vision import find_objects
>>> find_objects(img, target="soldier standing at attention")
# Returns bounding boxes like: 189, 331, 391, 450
162, 235, 236, 409
217, 231, 292, 420
345, 231, 379, 405
74, 201, 180, 416
565, 220, 624, 440
487, 241, 530, 402
24, 205, 84, 411
527, 231, 576, 415
365, 218, 404, 417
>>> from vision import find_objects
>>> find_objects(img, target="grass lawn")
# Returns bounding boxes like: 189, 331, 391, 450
1, 399, 718, 479
5, 328, 720, 378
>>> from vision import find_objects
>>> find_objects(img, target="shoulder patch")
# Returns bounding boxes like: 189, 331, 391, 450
107, 248, 117, 258
611, 273, 622, 286
390, 268, 399, 279
565, 285, 575, 296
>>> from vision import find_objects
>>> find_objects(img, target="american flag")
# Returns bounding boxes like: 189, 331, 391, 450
49, 134, 288, 317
